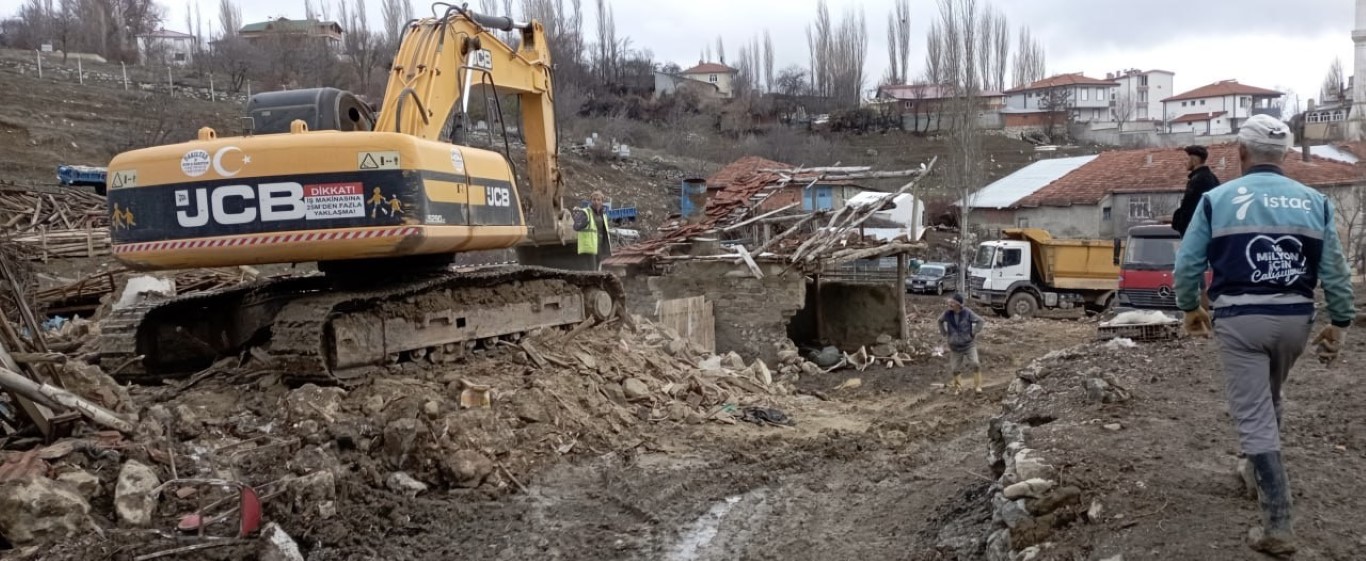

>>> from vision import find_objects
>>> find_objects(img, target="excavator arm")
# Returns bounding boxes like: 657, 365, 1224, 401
378, 6, 569, 246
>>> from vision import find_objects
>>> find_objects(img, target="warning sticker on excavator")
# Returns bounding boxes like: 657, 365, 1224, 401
450, 148, 466, 175
304, 182, 366, 219
110, 170, 138, 189
358, 151, 400, 170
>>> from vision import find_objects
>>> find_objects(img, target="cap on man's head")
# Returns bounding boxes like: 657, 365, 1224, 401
1183, 145, 1208, 161
951, 293, 965, 304
1238, 114, 1294, 151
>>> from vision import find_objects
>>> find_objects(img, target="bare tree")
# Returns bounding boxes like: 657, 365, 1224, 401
805, 0, 831, 96
763, 30, 774, 94
989, 11, 1008, 92
933, 0, 985, 291
218, 0, 241, 36
894, 0, 910, 86
715, 35, 724, 65
1112, 89, 1136, 132
1038, 85, 1073, 140
925, 22, 943, 85
1327, 186, 1365, 275
340, 0, 383, 97
1011, 25, 1045, 89
1322, 57, 1348, 102
775, 65, 807, 96
379, 0, 410, 46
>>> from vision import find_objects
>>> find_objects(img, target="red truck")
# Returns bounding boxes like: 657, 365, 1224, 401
1113, 223, 1210, 312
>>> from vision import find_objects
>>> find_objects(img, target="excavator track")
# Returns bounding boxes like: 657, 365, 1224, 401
99, 266, 623, 385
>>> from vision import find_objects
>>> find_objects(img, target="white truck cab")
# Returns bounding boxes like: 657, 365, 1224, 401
967, 240, 1031, 299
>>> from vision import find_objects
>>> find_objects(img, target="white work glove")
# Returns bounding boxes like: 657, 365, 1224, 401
1312, 325, 1345, 367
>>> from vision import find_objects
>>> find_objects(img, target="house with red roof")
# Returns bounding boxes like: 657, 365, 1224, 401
997, 144, 1363, 240
672, 61, 740, 98
1161, 80, 1283, 135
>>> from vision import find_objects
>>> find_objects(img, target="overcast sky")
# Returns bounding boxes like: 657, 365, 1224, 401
5, 0, 1357, 107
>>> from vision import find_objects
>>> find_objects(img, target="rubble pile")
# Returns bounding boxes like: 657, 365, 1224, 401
1, 187, 108, 234
0, 304, 792, 557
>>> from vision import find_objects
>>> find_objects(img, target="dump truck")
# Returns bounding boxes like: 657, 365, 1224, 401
967, 228, 1120, 318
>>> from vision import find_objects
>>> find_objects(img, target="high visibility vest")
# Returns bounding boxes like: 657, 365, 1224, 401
576, 208, 607, 255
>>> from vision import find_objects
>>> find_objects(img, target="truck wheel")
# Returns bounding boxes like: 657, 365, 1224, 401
1006, 292, 1038, 319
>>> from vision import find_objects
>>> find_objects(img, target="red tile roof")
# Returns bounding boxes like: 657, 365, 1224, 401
682, 62, 737, 75
607, 156, 818, 266
706, 156, 790, 191
1335, 141, 1366, 162
1169, 111, 1228, 124
1161, 80, 1282, 103
1005, 73, 1118, 93
1015, 144, 1364, 208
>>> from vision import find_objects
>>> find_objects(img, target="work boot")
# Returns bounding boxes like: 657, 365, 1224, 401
1247, 451, 1296, 556
949, 375, 963, 394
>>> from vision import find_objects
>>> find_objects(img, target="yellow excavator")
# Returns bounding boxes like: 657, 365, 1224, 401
99, 5, 621, 383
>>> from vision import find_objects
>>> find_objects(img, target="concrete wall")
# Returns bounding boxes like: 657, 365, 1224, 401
1013, 203, 1111, 239
617, 261, 806, 364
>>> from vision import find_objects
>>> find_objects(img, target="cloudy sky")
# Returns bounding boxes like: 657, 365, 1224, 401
12, 0, 1358, 107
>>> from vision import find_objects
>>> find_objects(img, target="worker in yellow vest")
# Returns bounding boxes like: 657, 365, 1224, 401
573, 191, 612, 270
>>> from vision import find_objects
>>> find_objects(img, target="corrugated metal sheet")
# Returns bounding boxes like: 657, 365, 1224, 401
1301, 145, 1359, 165
961, 155, 1097, 209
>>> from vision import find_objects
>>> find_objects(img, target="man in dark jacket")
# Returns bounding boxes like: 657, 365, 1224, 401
939, 293, 985, 394
1171, 145, 1221, 236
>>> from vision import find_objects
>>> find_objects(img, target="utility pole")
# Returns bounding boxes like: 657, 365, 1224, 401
77, 58, 83, 85
122, 62, 129, 90
35, 50, 42, 79
209, 73, 215, 101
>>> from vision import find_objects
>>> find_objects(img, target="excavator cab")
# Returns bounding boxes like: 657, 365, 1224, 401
245, 88, 376, 135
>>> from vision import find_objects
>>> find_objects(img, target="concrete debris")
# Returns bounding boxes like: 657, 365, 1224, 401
725, 351, 746, 370
259, 522, 306, 561
1003, 478, 1055, 500
833, 378, 863, 391
54, 468, 101, 498
443, 450, 494, 489
698, 355, 724, 371
113, 460, 159, 526
1103, 337, 1137, 350
1084, 376, 1132, 404
1103, 423, 1122, 431
0, 477, 92, 544
751, 360, 772, 385
1012, 450, 1056, 482
386, 472, 429, 497
1107, 310, 1176, 326
1087, 499, 1104, 521
113, 275, 175, 309
622, 378, 651, 401
1098, 555, 1124, 561
285, 384, 347, 423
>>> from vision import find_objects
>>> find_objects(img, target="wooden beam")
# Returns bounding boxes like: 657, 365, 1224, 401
733, 245, 764, 279
0, 366, 135, 434
718, 202, 801, 233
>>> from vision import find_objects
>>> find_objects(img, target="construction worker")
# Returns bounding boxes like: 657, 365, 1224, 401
572, 191, 612, 270
938, 293, 985, 394
1175, 114, 1355, 556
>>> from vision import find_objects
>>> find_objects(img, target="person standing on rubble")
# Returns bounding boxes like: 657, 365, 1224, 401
939, 293, 985, 394
573, 191, 612, 270
1172, 145, 1222, 236
1174, 114, 1356, 556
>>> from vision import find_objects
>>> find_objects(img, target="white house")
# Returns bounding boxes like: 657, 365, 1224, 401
1161, 80, 1283, 134
1004, 73, 1120, 123
1105, 68, 1174, 122
846, 192, 927, 241
678, 62, 739, 98
136, 29, 196, 66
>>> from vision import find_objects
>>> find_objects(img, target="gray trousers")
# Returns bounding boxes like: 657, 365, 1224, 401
1213, 314, 1313, 455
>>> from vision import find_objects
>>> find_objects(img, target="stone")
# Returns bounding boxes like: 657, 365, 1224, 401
984, 529, 1013, 561
382, 418, 422, 469
362, 394, 386, 417
114, 460, 160, 526
443, 450, 494, 488
514, 395, 549, 423
622, 378, 650, 401
876, 333, 894, 345
288, 471, 336, 510
1103, 423, 1122, 431
998, 498, 1033, 529
423, 401, 442, 419
698, 356, 724, 371
1003, 478, 1055, 500
317, 500, 337, 519
290, 445, 339, 476
1018, 545, 1042, 561
285, 384, 347, 422
666, 339, 689, 356
55, 469, 101, 498
259, 522, 305, 561
1028, 486, 1082, 516
1087, 498, 1105, 521
751, 360, 772, 385
1084, 378, 1110, 403
777, 349, 801, 365
725, 352, 746, 370
800, 361, 823, 376
1007, 378, 1028, 397
0, 477, 91, 544
1098, 556, 1124, 561
1013, 450, 1056, 482
385, 472, 429, 496
811, 346, 842, 367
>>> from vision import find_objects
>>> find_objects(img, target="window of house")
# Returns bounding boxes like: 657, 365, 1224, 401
1139, 75, 1149, 87
709, 74, 717, 83
1129, 196, 1152, 220
1081, 88, 1089, 101
173, 52, 186, 62
1017, 217, 1029, 228
1241, 97, 1251, 108
1103, 207, 1113, 222
1200, 99, 1206, 106
1182, 101, 1188, 107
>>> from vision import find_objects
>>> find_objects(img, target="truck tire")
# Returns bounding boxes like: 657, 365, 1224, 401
1007, 292, 1038, 319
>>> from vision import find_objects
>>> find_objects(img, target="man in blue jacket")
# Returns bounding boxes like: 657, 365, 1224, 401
1174, 114, 1355, 556
939, 293, 985, 394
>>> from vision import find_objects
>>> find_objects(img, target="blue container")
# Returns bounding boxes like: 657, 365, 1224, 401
680, 178, 707, 220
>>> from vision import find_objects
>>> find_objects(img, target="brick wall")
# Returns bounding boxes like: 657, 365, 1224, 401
618, 261, 806, 364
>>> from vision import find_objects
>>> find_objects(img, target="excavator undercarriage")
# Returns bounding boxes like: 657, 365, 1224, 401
100, 266, 622, 385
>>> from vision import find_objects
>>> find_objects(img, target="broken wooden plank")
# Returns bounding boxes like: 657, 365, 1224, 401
732, 245, 764, 279
0, 366, 135, 434
717, 202, 801, 233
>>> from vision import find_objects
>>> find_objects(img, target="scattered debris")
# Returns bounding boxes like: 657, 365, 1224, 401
113, 460, 160, 526
0, 476, 92, 544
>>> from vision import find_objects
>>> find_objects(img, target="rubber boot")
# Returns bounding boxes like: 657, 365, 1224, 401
973, 370, 983, 393
949, 374, 963, 393
1247, 451, 1296, 556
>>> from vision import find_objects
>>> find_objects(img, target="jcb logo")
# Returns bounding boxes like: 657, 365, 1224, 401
486, 187, 511, 207
176, 183, 305, 227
